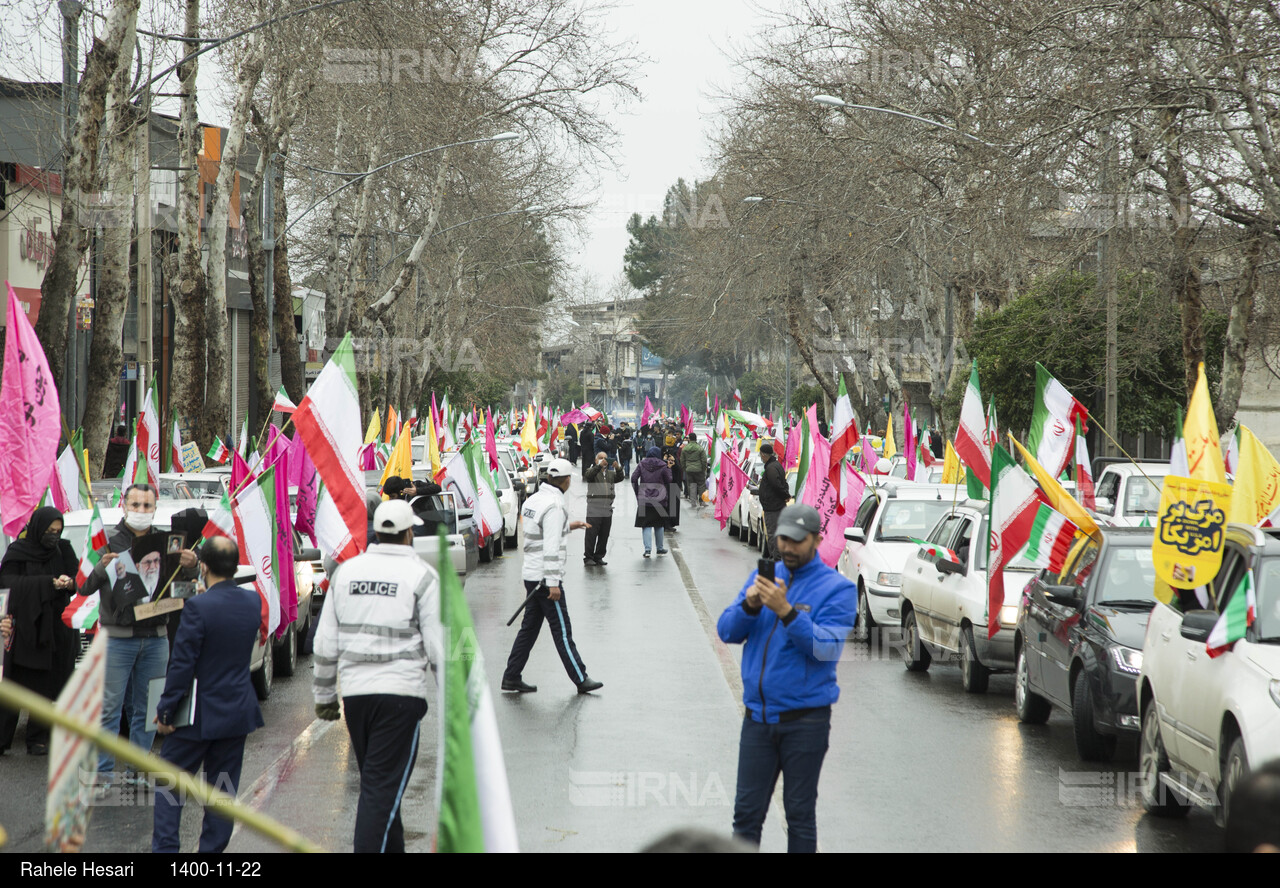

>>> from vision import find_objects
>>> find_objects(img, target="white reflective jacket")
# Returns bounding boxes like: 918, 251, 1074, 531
313, 543, 442, 704
521, 482, 568, 586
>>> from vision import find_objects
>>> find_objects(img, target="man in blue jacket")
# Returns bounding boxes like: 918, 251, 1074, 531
717, 503, 856, 853
151, 536, 265, 853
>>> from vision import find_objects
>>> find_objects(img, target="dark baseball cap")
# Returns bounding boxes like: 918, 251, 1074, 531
776, 504, 821, 541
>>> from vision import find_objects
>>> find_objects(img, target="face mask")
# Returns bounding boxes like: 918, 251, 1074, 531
41, 532, 60, 550
125, 511, 153, 532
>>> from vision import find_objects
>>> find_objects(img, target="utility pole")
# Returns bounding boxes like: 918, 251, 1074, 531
1100, 128, 1118, 456
136, 67, 154, 427
59, 0, 82, 428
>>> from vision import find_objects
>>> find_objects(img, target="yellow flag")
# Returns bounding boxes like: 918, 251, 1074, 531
387, 405, 400, 444
1009, 434, 1099, 537
378, 427, 414, 491
1227, 424, 1280, 526
520, 405, 538, 456
363, 411, 382, 446
942, 440, 963, 484
1184, 362, 1226, 485
426, 411, 443, 480
1152, 475, 1231, 594
884, 415, 897, 459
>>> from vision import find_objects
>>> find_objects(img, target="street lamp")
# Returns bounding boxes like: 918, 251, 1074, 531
813, 94, 1000, 148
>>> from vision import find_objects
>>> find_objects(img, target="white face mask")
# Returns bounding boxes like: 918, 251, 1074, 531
125, 511, 153, 532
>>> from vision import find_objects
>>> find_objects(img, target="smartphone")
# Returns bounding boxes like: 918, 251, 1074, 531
757, 558, 776, 582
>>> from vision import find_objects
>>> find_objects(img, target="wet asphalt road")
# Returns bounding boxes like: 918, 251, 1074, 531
0, 473, 1226, 852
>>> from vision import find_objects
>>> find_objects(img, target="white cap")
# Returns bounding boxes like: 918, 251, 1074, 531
545, 458, 575, 478
373, 499, 424, 533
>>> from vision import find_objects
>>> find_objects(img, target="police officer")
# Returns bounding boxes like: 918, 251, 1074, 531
313, 500, 442, 853
501, 458, 603, 694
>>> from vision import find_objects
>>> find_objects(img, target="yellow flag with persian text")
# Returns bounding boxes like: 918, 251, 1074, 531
1183, 363, 1226, 486
1226, 424, 1280, 526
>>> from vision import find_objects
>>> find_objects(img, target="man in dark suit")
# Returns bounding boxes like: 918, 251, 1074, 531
151, 536, 265, 853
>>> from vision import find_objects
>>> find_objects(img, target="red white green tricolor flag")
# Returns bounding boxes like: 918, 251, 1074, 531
987, 443, 1046, 639
955, 360, 992, 489
64, 590, 100, 631
272, 386, 297, 414
232, 465, 281, 636
203, 488, 235, 540
293, 332, 366, 562
73, 501, 109, 589
1022, 503, 1078, 573
206, 435, 231, 465
436, 533, 518, 852
1027, 363, 1088, 479
1206, 571, 1256, 658
828, 374, 859, 484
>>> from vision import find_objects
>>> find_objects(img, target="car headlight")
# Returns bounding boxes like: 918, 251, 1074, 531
876, 572, 902, 587
1270, 679, 1280, 709
1110, 645, 1143, 675
1000, 604, 1019, 626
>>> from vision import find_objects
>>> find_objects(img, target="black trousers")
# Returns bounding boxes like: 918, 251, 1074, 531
342, 694, 428, 853
504, 580, 588, 686
0, 662, 64, 750
584, 515, 612, 560
152, 734, 247, 852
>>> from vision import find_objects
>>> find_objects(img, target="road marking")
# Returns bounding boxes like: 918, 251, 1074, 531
230, 718, 336, 839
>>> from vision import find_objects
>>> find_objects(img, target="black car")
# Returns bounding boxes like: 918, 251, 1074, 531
1014, 527, 1156, 761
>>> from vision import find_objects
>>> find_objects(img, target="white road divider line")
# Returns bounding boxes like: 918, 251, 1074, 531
231, 718, 337, 840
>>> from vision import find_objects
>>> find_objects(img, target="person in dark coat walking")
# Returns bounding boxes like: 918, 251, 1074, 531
757, 443, 790, 559
664, 451, 683, 533
583, 450, 624, 565
579, 423, 596, 478
0, 507, 79, 755
618, 425, 634, 475
103, 425, 130, 479
565, 423, 580, 465
632, 447, 672, 556
152, 536, 265, 853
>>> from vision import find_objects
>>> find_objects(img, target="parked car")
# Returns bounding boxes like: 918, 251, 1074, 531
362, 471, 476, 578
745, 469, 800, 553
1137, 523, 1280, 829
838, 482, 962, 641
897, 500, 1039, 692
161, 472, 230, 500
727, 454, 763, 542
1015, 527, 1156, 760
1092, 462, 1170, 527
492, 463, 520, 550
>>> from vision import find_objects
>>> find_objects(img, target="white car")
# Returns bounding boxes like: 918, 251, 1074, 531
897, 501, 1040, 693
727, 455, 763, 543
1137, 523, 1280, 829
838, 483, 964, 641
491, 463, 520, 549
1093, 462, 1170, 527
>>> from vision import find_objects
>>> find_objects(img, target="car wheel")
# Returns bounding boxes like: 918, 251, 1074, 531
1072, 673, 1116, 761
251, 641, 274, 701
298, 609, 316, 656
273, 624, 298, 677
729, 520, 740, 539
479, 535, 493, 564
1014, 645, 1051, 724
757, 521, 767, 554
903, 608, 931, 672
960, 626, 990, 694
852, 583, 874, 644
494, 532, 505, 558
1222, 737, 1249, 830
1139, 702, 1190, 817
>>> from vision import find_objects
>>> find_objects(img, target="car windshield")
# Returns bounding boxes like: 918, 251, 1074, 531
493, 467, 511, 490
1094, 545, 1158, 606
411, 494, 458, 535
1253, 557, 1280, 643
499, 451, 516, 474
876, 500, 953, 542
184, 479, 224, 497
1122, 475, 1166, 517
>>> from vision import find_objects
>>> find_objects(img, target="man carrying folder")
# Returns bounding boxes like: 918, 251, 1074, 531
151, 536, 264, 853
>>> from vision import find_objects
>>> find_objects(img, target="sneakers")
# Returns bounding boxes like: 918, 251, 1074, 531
576, 678, 604, 694
656, 548, 668, 555
501, 679, 537, 693
643, 550, 651, 558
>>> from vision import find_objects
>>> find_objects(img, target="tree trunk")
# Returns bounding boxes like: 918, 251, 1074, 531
1216, 231, 1265, 430
1160, 106, 1204, 399
273, 169, 306, 401
786, 280, 838, 404
245, 168, 272, 432
83, 31, 139, 479
202, 37, 264, 444
366, 152, 450, 322
171, 0, 209, 447
36, 0, 141, 399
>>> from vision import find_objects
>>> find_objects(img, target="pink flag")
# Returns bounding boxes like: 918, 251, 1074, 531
814, 465, 868, 567
0, 282, 61, 536
714, 454, 750, 530
680, 404, 694, 436
783, 422, 801, 470
641, 396, 655, 429
273, 451, 298, 637
288, 433, 319, 544
484, 408, 500, 471
230, 450, 255, 497
263, 424, 291, 469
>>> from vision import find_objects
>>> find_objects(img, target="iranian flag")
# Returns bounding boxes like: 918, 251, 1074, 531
793, 406, 817, 496
1074, 417, 1095, 510
206, 435, 230, 465
293, 332, 366, 562
828, 375, 859, 486
987, 444, 1047, 638
237, 416, 249, 460
733, 388, 743, 408
171, 418, 185, 474
1028, 363, 1088, 479
1206, 571, 1256, 658
1169, 407, 1189, 475
903, 404, 918, 481
203, 489, 236, 539
272, 386, 297, 414
1223, 424, 1240, 476
232, 466, 281, 636
463, 442, 505, 543
50, 431, 90, 514
62, 591, 99, 631
1022, 503, 1078, 572
955, 361, 991, 489
73, 502, 109, 588
436, 533, 519, 852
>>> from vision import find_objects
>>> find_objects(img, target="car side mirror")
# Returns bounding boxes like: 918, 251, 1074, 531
1094, 497, 1114, 516
298, 548, 322, 562
1043, 583, 1084, 610
458, 508, 474, 521
936, 558, 966, 577
844, 526, 866, 543
1179, 609, 1219, 643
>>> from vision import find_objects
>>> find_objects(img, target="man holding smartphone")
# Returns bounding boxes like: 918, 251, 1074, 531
716, 504, 857, 853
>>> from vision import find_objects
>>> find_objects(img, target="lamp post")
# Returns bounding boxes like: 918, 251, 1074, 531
812, 94, 1000, 148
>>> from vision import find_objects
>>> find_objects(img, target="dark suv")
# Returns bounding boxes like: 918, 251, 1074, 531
1014, 527, 1156, 761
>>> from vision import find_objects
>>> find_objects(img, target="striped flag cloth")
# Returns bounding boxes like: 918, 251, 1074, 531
62, 591, 99, 630
1022, 504, 1078, 573
73, 502, 109, 588
1027, 363, 1088, 479
988, 444, 1047, 638
206, 435, 231, 464
203, 489, 236, 539
1206, 572, 1256, 658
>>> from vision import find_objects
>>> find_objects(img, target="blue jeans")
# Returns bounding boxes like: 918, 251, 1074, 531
99, 635, 169, 774
733, 708, 831, 853
642, 526, 665, 552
